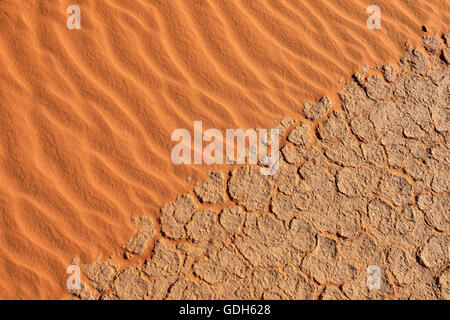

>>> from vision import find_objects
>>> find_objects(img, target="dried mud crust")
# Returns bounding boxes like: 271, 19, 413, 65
73, 33, 450, 300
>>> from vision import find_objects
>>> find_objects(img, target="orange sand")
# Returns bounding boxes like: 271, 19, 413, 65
0, 0, 448, 299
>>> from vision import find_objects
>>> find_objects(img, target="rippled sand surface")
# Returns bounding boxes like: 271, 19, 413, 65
0, 0, 448, 299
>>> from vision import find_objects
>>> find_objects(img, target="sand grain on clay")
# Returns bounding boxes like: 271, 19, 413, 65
74, 34, 449, 300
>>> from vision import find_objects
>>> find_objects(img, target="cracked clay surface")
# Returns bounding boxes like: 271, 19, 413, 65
72, 33, 449, 300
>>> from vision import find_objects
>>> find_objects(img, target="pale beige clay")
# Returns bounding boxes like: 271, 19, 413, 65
72, 34, 450, 300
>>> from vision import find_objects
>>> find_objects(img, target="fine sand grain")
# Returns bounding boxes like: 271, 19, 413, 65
74, 34, 449, 300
